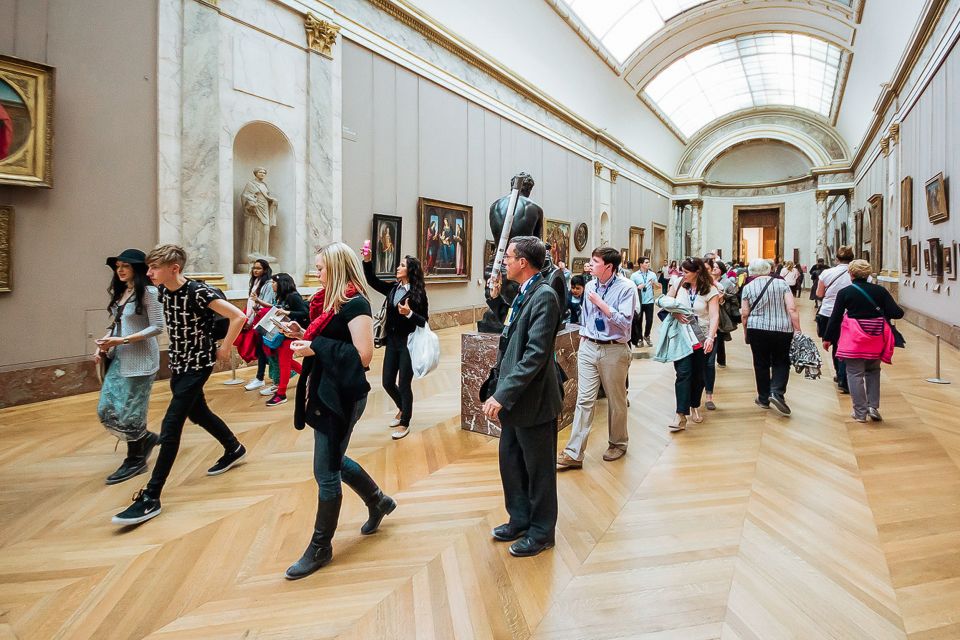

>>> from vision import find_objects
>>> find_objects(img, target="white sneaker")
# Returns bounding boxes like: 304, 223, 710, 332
388, 418, 402, 427
259, 385, 278, 396
244, 379, 265, 391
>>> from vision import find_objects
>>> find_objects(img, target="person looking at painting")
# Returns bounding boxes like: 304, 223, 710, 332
94, 249, 164, 485
362, 243, 429, 440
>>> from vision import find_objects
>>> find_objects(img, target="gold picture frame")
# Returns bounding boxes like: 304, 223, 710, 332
0, 55, 54, 188
901, 176, 912, 229
629, 226, 645, 263
417, 197, 471, 283
0, 205, 11, 292
925, 173, 949, 224
544, 219, 571, 267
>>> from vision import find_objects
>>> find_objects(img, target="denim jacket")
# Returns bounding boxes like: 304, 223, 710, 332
652, 294, 696, 363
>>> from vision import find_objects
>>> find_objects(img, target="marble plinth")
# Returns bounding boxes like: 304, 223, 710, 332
461, 327, 581, 437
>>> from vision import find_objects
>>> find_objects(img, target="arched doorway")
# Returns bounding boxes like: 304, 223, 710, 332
599, 211, 610, 247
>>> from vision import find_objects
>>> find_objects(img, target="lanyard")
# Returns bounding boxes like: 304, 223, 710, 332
503, 273, 541, 333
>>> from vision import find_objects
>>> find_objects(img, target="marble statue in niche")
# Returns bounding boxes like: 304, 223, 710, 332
241, 167, 278, 262
478, 172, 565, 333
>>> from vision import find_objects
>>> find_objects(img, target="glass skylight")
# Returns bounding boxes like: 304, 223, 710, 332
643, 33, 843, 138
564, 0, 711, 63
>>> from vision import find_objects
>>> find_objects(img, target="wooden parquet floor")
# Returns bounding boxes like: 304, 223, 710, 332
2, 299, 960, 639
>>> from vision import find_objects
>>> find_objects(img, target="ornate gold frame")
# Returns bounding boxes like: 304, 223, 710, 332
0, 55, 54, 187
0, 205, 11, 292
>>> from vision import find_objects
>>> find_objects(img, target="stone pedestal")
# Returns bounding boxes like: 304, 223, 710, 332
461, 327, 581, 437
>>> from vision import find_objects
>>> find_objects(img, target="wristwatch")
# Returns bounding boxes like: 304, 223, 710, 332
122, 337, 130, 345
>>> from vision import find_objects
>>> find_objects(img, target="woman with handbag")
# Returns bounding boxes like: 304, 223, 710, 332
259, 273, 309, 407
740, 259, 801, 416
656, 258, 720, 432
243, 259, 276, 393
361, 244, 429, 440
94, 249, 165, 484
704, 259, 735, 409
822, 260, 903, 422
282, 242, 396, 579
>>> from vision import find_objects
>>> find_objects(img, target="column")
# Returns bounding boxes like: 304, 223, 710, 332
816, 190, 829, 262
887, 123, 901, 275
690, 199, 703, 258
180, 0, 226, 287
303, 13, 343, 286
668, 201, 683, 261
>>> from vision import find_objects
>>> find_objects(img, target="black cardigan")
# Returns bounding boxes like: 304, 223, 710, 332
362, 260, 428, 347
276, 291, 310, 326
824, 279, 903, 343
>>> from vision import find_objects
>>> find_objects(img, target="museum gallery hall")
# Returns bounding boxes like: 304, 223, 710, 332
3, 0, 960, 638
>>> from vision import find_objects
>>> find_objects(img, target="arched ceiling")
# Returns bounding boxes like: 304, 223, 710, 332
549, 0, 863, 147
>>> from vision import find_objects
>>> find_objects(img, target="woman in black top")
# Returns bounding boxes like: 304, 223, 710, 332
283, 242, 396, 580
262, 273, 309, 407
808, 258, 826, 308
822, 260, 903, 422
361, 245, 429, 440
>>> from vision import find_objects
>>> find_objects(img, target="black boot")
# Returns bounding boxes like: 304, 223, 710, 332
106, 439, 146, 485
142, 431, 159, 461
361, 490, 397, 535
284, 495, 342, 580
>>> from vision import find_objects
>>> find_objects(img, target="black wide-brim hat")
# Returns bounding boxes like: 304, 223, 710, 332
106, 248, 147, 269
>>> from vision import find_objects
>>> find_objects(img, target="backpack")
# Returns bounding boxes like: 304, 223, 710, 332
186, 280, 231, 342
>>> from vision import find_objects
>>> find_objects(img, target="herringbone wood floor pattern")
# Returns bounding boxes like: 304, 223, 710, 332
2, 299, 960, 639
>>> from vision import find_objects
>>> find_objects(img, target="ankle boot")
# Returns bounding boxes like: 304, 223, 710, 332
361, 490, 397, 535
142, 431, 160, 462
105, 439, 147, 485
285, 495, 342, 580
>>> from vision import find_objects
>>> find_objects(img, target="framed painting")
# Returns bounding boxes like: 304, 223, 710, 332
901, 176, 913, 230
943, 243, 954, 280
371, 214, 402, 280
483, 239, 496, 269
571, 257, 589, 275
911, 242, 919, 274
620, 248, 629, 266
0, 205, 11, 292
900, 236, 911, 274
0, 55, 54, 187
417, 198, 472, 282
544, 219, 571, 267
628, 226, 644, 263
841, 221, 848, 245
929, 238, 943, 280
923, 247, 931, 273
953, 243, 960, 281
574, 223, 588, 251
925, 173, 949, 224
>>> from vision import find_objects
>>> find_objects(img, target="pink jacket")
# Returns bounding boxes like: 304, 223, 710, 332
836, 315, 894, 364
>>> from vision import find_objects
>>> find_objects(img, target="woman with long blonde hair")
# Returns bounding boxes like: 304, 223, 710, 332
280, 242, 395, 580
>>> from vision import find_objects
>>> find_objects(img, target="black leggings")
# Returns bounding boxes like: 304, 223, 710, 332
382, 343, 414, 427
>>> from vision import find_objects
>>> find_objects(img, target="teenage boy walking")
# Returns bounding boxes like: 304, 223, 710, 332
112, 244, 248, 525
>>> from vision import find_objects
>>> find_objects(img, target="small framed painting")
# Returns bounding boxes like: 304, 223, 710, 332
483, 239, 496, 269
900, 236, 911, 274
620, 248, 629, 266
925, 173, 949, 224
953, 242, 960, 281
944, 244, 954, 280
929, 237, 944, 280
371, 214, 402, 280
923, 247, 931, 273
901, 176, 913, 229
574, 223, 588, 251
912, 243, 919, 274
572, 257, 589, 275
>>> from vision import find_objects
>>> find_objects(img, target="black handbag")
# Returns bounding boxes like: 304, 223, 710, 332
849, 284, 906, 348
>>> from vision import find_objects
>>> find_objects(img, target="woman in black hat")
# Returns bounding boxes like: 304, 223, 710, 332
94, 249, 166, 484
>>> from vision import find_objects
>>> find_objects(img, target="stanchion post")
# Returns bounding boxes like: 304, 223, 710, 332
223, 350, 246, 386
926, 334, 951, 384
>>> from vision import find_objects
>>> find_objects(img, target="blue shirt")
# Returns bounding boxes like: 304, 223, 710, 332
631, 269, 657, 305
579, 273, 635, 343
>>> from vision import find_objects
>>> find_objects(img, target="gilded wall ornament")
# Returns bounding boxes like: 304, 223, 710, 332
305, 13, 341, 58
593, 160, 603, 177
610, 169, 619, 183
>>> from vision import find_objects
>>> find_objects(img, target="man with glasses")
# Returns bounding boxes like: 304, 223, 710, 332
557, 247, 635, 469
481, 236, 563, 557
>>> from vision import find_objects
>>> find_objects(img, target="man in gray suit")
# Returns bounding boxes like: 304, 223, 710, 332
481, 236, 563, 557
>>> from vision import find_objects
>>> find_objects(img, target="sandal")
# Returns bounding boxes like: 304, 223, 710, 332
668, 415, 687, 432
690, 408, 704, 423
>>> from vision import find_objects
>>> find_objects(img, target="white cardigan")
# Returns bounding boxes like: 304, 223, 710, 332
109, 286, 165, 377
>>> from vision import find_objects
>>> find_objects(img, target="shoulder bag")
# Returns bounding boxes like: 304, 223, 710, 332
742, 278, 775, 345
849, 283, 905, 348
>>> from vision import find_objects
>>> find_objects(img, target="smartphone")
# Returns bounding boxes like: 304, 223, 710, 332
362, 240, 371, 257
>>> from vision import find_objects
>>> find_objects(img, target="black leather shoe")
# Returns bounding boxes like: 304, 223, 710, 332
491, 523, 527, 542
508, 536, 555, 557
105, 459, 147, 485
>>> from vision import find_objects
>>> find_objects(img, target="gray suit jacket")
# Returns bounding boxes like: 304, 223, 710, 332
493, 277, 563, 428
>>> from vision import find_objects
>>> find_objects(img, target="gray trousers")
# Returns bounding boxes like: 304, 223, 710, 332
844, 358, 881, 418
563, 339, 631, 461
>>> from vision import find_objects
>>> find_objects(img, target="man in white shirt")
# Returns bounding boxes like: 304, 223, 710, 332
816, 245, 854, 393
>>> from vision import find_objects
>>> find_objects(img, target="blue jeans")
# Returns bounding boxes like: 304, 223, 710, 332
313, 396, 374, 501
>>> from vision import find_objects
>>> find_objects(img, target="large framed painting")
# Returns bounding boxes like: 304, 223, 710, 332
0, 55, 54, 187
572, 257, 589, 275
901, 176, 913, 230
0, 205, 11, 292
544, 219, 571, 266
925, 173, 949, 224
574, 223, 588, 251
900, 236, 911, 274
417, 198, 471, 282
628, 226, 644, 263
371, 214, 402, 280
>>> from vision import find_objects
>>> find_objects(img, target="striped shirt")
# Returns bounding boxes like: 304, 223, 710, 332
742, 276, 793, 333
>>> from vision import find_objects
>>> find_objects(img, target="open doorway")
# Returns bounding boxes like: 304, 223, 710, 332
733, 204, 784, 264
652, 222, 667, 267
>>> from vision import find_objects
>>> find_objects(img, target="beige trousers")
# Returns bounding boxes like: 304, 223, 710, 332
563, 339, 631, 461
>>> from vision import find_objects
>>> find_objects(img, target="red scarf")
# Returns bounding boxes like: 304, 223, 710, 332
304, 283, 358, 340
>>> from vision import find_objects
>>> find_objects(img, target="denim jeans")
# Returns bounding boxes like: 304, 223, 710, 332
312, 396, 379, 501
674, 349, 706, 415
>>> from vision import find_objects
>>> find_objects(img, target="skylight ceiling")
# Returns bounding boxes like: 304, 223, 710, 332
564, 0, 712, 64
643, 33, 843, 138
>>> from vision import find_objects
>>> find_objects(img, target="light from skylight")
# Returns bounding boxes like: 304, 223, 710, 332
643, 33, 842, 137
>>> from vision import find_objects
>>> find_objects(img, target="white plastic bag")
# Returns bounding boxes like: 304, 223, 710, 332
407, 323, 440, 378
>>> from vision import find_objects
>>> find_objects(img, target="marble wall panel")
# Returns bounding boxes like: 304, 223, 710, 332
461, 327, 581, 437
